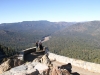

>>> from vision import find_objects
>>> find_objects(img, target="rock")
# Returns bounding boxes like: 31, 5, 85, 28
0, 59, 12, 74
13, 58, 24, 67
13, 59, 19, 67
9, 59, 14, 68
51, 66, 70, 75
27, 64, 34, 70
10, 65, 27, 74
59, 63, 72, 73
34, 63, 49, 74
25, 62, 31, 66
0, 58, 24, 74
14, 72, 26, 75
27, 69, 39, 75
41, 69, 50, 75
61, 69, 70, 75
51, 66, 62, 75
40, 54, 51, 65
18, 59, 24, 66
33, 58, 40, 63
31, 61, 40, 67
0, 71, 12, 75
1, 61, 71, 75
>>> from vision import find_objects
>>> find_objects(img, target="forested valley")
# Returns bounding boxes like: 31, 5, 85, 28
1, 20, 100, 64
0, 20, 73, 63
43, 21, 100, 64
0, 21, 73, 51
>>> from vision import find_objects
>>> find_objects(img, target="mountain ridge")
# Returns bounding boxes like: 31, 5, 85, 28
0, 21, 74, 50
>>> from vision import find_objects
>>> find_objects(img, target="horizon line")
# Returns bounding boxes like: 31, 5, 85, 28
0, 20, 100, 24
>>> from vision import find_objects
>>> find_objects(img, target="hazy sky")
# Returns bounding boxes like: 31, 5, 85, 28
0, 0, 100, 23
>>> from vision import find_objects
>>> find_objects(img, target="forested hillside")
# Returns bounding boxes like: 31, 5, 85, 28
2, 20, 100, 63
0, 21, 74, 51
43, 21, 100, 64
0, 44, 16, 63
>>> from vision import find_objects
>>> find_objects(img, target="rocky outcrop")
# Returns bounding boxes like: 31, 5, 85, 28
38, 65, 70, 75
40, 54, 51, 65
32, 58, 40, 63
34, 63, 49, 74
51, 66, 70, 75
0, 61, 38, 75
0, 59, 11, 74
0, 58, 24, 74
59, 63, 72, 73
1, 54, 71, 75
13, 58, 24, 66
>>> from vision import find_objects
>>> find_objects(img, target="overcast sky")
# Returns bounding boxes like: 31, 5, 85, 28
0, 0, 100, 23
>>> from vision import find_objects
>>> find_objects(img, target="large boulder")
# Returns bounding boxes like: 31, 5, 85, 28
61, 69, 70, 75
51, 66, 70, 75
27, 69, 39, 75
32, 58, 40, 63
59, 63, 72, 73
9, 65, 27, 74
0, 71, 12, 75
13, 58, 24, 67
34, 63, 49, 74
39, 69, 50, 75
0, 58, 24, 74
40, 54, 51, 65
0, 59, 12, 74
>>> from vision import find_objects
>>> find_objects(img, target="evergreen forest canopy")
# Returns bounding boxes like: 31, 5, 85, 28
0, 20, 74, 51
0, 44, 16, 63
0, 20, 100, 64
43, 21, 100, 64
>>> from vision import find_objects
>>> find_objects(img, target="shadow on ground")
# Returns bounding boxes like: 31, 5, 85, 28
59, 63, 80, 75
71, 72, 80, 75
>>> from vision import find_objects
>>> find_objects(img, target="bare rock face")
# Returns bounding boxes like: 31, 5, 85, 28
34, 63, 49, 74
0, 59, 11, 74
33, 58, 40, 63
0, 71, 12, 75
51, 66, 70, 75
39, 69, 50, 75
10, 65, 27, 74
0, 58, 24, 74
0, 53, 73, 75
26, 69, 39, 75
59, 63, 72, 73
40, 54, 51, 65
61, 69, 70, 75
13, 58, 24, 67
51, 66, 62, 75
1, 60, 71, 75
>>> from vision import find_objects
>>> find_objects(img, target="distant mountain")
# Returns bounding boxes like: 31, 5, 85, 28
64, 21, 100, 33
0, 21, 74, 33
0, 20, 75, 50
44, 21, 100, 64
